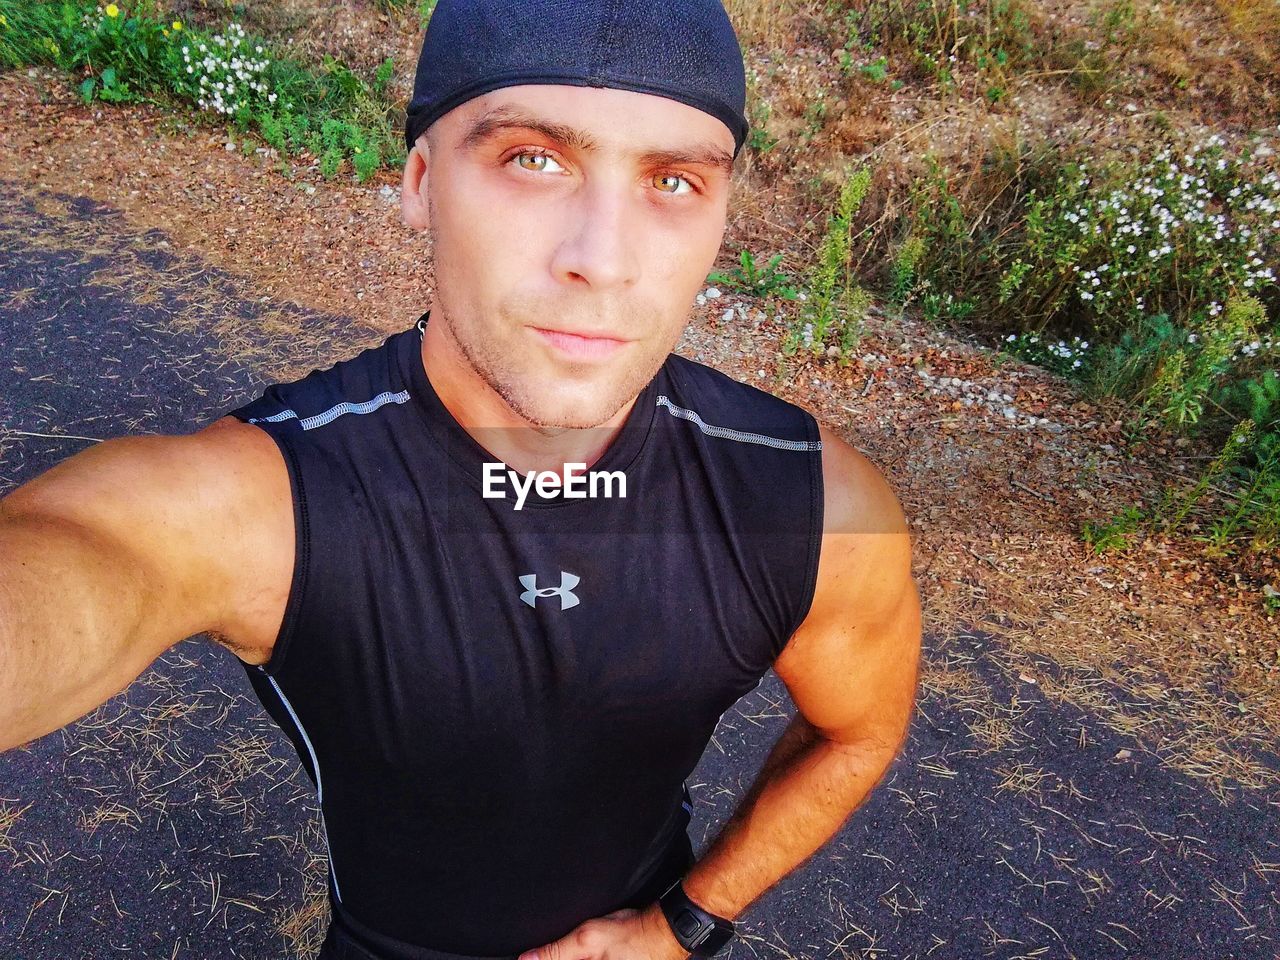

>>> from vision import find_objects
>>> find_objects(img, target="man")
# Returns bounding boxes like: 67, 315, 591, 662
0, 1, 920, 958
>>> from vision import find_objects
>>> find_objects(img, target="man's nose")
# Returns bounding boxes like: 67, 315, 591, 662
549, 180, 641, 291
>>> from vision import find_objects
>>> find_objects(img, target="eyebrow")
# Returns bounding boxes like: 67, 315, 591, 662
460, 106, 735, 177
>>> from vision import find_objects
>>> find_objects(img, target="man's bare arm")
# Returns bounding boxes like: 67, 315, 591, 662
646, 422, 922, 940
0, 423, 288, 753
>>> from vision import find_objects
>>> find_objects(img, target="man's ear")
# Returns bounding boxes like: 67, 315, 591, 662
401, 133, 430, 232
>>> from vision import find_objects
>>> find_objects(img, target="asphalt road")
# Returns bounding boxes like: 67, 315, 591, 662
1, 178, 1276, 959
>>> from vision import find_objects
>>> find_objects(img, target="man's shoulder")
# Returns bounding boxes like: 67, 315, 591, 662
226, 326, 411, 431
773, 422, 917, 680
661, 351, 803, 410
659, 352, 821, 443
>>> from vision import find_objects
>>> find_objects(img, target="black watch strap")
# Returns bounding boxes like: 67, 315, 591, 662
658, 878, 736, 956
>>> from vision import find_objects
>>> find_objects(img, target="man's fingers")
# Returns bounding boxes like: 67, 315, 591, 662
519, 909, 638, 960
519, 925, 589, 960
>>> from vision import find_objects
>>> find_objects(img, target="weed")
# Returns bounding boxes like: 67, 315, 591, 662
707, 250, 801, 301
1082, 504, 1145, 554
783, 165, 875, 361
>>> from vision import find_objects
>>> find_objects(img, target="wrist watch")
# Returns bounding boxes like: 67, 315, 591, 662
657, 878, 737, 956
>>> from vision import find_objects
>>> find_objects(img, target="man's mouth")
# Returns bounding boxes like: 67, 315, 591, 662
529, 326, 632, 360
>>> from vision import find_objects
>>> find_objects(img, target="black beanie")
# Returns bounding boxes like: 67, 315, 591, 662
403, 0, 749, 158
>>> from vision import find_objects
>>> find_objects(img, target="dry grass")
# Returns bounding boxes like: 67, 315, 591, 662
0, 179, 383, 385
0, 798, 34, 860
0, 635, 333, 953
724, 0, 825, 50
1211, 0, 1280, 80
920, 535, 1279, 802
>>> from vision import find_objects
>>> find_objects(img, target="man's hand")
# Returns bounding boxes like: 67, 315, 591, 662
517, 902, 688, 960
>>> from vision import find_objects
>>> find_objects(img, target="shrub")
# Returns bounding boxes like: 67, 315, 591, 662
0, 0, 401, 183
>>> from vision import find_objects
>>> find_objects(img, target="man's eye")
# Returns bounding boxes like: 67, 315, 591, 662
512, 151, 564, 174
654, 173, 694, 196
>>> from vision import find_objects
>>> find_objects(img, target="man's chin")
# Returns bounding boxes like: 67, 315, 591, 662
507, 386, 635, 431
516, 402, 628, 431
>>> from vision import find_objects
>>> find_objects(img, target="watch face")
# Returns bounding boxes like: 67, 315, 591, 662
675, 909, 706, 941
660, 882, 735, 955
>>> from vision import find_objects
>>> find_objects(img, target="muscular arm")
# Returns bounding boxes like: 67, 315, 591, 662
0, 421, 289, 753
656, 421, 922, 930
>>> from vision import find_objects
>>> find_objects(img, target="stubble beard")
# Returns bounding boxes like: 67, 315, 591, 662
446, 303, 658, 431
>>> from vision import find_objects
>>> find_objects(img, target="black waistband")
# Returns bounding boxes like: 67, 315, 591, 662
316, 831, 695, 960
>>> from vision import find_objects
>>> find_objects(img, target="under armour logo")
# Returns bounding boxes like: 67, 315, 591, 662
519, 572, 580, 610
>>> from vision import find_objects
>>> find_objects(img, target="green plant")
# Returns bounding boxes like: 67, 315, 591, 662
801, 94, 828, 144
1217, 443, 1280, 550
748, 102, 779, 152
1221, 369, 1280, 435
783, 165, 875, 362
707, 250, 800, 301
890, 234, 926, 305
1096, 0, 1137, 46
1153, 418, 1256, 534
860, 56, 889, 81
1000, 139, 1278, 343
1082, 504, 1146, 553
1143, 295, 1268, 431
745, 69, 779, 154
1263, 584, 1280, 615
920, 290, 975, 327
896, 127, 1278, 550
998, 329, 1095, 377
839, 0, 1038, 93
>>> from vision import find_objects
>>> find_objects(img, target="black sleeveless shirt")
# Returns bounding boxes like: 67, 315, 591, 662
224, 311, 824, 958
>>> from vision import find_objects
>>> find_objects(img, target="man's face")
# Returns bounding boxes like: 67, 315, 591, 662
402, 84, 735, 430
